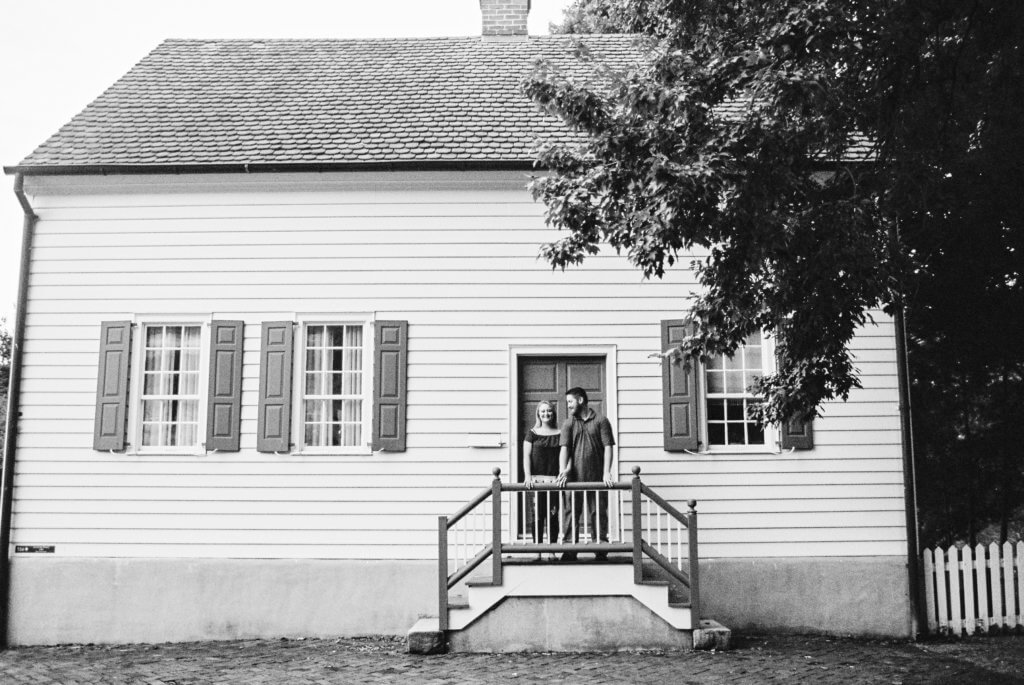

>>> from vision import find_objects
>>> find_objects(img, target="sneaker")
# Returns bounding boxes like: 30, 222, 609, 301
594, 551, 608, 561
561, 552, 578, 562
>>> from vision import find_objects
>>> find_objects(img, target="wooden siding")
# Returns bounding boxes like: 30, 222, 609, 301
11, 171, 907, 560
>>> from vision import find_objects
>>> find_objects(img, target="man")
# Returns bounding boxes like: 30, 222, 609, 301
554, 386, 616, 561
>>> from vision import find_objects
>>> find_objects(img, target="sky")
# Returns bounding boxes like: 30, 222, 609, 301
0, 0, 575, 325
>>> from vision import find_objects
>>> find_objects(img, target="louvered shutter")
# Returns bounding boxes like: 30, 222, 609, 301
93, 321, 132, 451
780, 416, 814, 450
206, 320, 244, 451
257, 321, 294, 453
372, 320, 408, 452
661, 319, 700, 452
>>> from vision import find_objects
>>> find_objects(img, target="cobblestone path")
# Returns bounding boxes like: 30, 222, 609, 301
1, 634, 1022, 684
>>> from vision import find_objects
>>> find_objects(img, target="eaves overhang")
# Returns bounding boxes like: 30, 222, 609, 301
3, 159, 541, 177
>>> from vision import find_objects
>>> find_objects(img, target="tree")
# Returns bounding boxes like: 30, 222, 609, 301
547, 0, 628, 34
537, 0, 1024, 543
530, 0, 1023, 424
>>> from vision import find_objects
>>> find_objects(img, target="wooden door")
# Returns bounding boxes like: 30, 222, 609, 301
516, 356, 606, 482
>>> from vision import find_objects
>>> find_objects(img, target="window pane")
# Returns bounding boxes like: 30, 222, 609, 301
177, 424, 197, 446
343, 424, 361, 446
179, 372, 199, 395
144, 350, 161, 371
332, 399, 361, 423
176, 400, 198, 423
306, 325, 324, 347
306, 349, 323, 371
331, 372, 362, 395
305, 424, 323, 447
183, 326, 201, 348
743, 331, 760, 346
706, 370, 724, 394
722, 353, 742, 371
707, 400, 724, 421
328, 326, 348, 347
343, 349, 361, 371
329, 349, 344, 372
143, 400, 166, 422
165, 326, 182, 348
727, 423, 746, 445
726, 399, 745, 421
345, 326, 363, 347
142, 423, 159, 446
180, 349, 200, 372
305, 372, 322, 395
707, 423, 725, 446
748, 423, 765, 444
305, 400, 325, 423
725, 370, 744, 393
743, 345, 762, 371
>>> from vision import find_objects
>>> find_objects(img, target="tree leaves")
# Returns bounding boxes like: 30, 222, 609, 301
533, 0, 1022, 428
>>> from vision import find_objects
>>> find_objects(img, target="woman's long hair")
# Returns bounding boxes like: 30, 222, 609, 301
533, 400, 557, 430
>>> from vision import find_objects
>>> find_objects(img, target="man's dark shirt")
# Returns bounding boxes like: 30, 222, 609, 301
560, 407, 615, 482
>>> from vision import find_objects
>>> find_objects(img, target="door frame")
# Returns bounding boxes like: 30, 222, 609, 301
508, 345, 619, 485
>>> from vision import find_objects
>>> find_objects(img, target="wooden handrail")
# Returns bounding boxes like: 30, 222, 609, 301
447, 544, 493, 588
641, 540, 691, 587
502, 482, 632, 492
639, 483, 690, 527
447, 487, 492, 529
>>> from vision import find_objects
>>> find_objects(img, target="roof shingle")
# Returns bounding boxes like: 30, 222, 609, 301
17, 35, 643, 169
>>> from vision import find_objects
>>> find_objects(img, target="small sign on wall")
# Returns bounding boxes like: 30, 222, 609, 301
15, 545, 55, 553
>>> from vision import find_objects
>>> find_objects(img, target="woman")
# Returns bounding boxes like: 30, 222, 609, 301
523, 401, 562, 555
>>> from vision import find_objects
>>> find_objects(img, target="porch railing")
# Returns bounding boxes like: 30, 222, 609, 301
437, 466, 699, 630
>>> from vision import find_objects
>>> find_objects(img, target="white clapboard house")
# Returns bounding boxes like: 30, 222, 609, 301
0, 1, 917, 649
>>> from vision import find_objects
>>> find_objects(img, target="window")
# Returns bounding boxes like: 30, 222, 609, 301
300, 323, 368, 450
120, 320, 214, 454
704, 332, 770, 448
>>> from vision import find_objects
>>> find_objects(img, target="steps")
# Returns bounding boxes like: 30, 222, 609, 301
408, 556, 730, 653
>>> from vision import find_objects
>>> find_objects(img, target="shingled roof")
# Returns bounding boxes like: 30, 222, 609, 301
12, 35, 644, 172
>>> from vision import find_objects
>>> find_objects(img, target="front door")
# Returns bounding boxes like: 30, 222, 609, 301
516, 356, 606, 483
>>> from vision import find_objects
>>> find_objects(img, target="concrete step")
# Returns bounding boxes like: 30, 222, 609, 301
407, 617, 445, 655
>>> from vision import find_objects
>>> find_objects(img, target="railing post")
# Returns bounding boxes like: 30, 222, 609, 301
438, 515, 449, 631
491, 467, 503, 586
631, 466, 642, 584
688, 499, 700, 629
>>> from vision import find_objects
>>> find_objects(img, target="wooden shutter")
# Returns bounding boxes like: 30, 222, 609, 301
661, 319, 700, 452
373, 320, 408, 452
780, 416, 814, 450
93, 321, 132, 451
257, 321, 294, 453
206, 320, 244, 451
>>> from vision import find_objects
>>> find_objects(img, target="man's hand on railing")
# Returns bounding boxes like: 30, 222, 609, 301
555, 469, 570, 487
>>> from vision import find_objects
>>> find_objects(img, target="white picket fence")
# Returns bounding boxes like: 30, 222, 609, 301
922, 541, 1023, 635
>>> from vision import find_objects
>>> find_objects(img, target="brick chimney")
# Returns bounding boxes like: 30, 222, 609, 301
480, 0, 531, 38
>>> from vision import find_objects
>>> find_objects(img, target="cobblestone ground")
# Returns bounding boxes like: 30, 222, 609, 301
1, 633, 1022, 684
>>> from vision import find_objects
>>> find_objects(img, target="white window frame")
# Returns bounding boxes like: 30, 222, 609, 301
126, 314, 212, 456
291, 315, 374, 456
700, 332, 778, 454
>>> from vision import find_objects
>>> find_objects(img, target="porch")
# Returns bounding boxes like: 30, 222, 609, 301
408, 467, 731, 653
